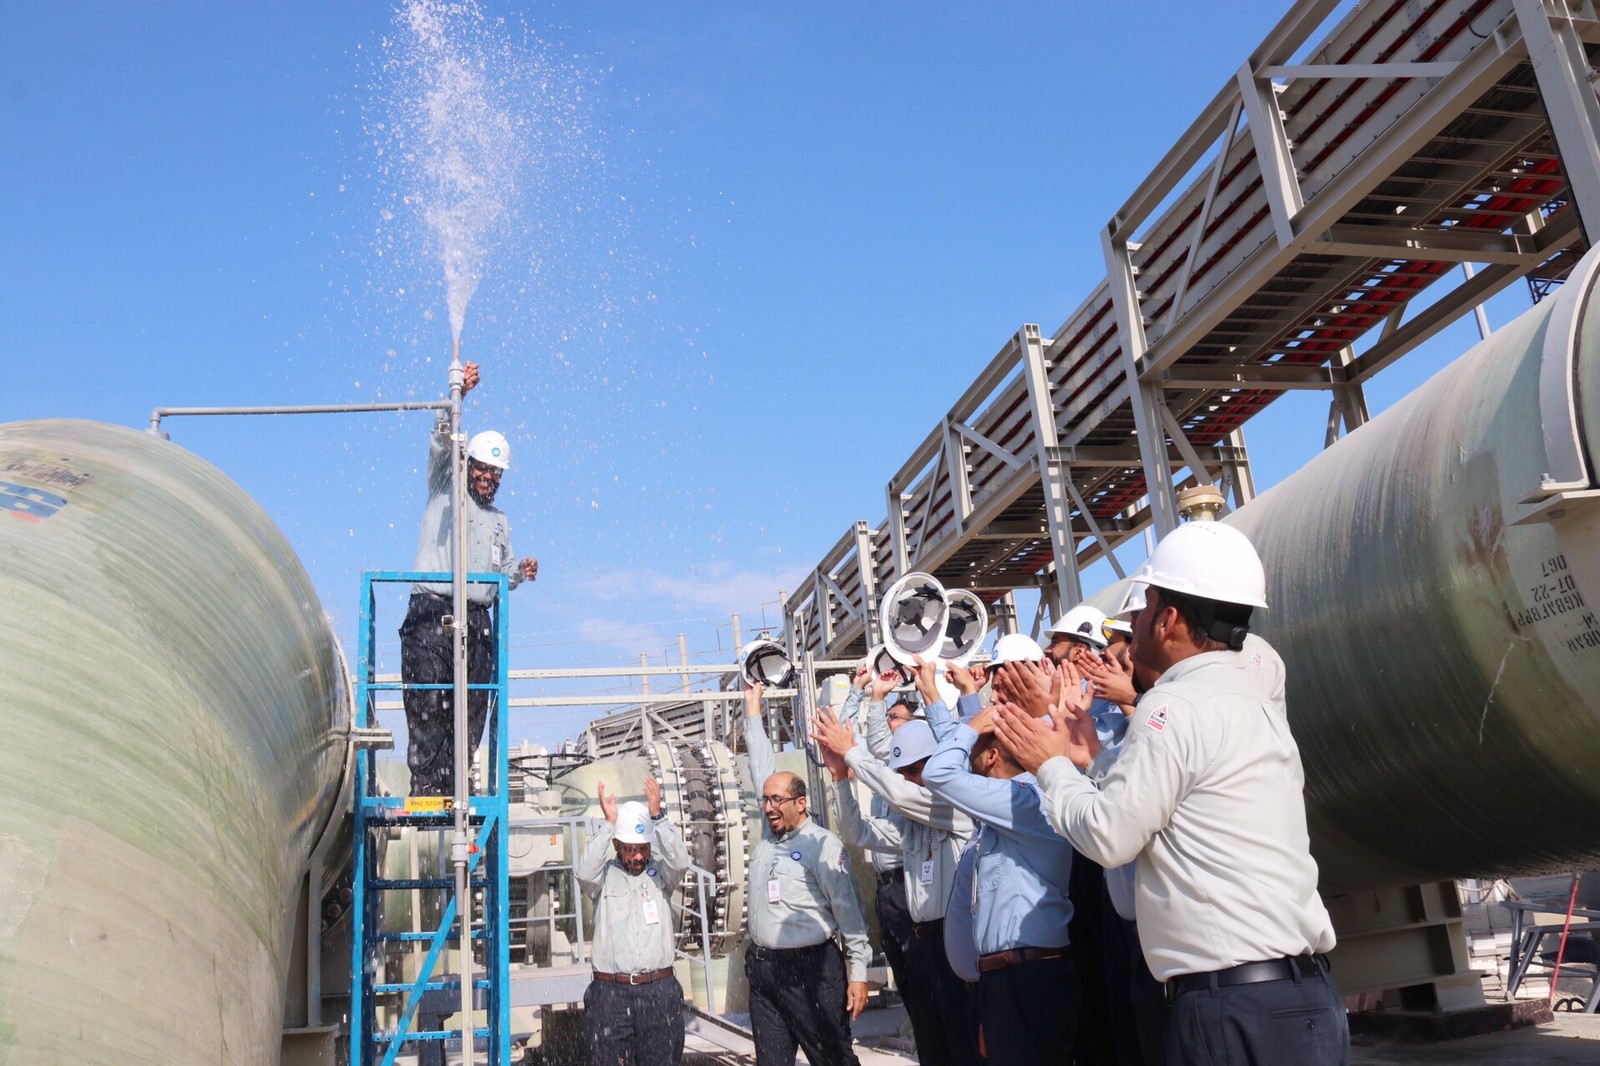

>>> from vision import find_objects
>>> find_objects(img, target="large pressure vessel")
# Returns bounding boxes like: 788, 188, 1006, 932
0, 420, 350, 1065
1218, 247, 1600, 892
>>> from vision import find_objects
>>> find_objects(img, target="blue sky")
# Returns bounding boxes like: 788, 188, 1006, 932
1, 2, 1539, 745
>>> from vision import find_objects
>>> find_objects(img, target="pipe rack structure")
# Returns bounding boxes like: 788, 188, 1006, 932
785, 0, 1600, 653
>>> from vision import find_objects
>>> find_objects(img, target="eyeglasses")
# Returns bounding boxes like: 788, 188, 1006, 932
760, 795, 801, 808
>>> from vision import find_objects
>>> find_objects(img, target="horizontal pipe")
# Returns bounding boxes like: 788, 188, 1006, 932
148, 399, 452, 434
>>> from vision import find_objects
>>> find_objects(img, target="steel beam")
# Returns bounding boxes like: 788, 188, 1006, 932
1020, 325, 1084, 609
1515, 0, 1600, 243
1104, 226, 1181, 536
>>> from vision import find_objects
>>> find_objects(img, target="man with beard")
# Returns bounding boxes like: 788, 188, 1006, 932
399, 362, 539, 796
994, 522, 1345, 1066
576, 776, 691, 1066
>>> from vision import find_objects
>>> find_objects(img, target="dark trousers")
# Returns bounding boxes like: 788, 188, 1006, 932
904, 920, 980, 1066
978, 952, 1080, 1066
745, 942, 861, 1066
582, 976, 686, 1066
1104, 916, 1168, 1066
399, 594, 496, 796
1068, 851, 1120, 1065
1165, 962, 1349, 1066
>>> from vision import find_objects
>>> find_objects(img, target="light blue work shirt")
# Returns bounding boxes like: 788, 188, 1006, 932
944, 836, 981, 982
921, 721, 1075, 954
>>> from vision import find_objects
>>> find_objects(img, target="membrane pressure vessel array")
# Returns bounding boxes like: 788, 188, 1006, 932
0, 419, 350, 1065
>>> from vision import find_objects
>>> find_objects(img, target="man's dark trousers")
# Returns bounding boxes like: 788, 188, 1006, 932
904, 918, 980, 1066
744, 941, 861, 1066
399, 593, 496, 796
1165, 959, 1348, 1066
581, 975, 685, 1066
978, 952, 1080, 1066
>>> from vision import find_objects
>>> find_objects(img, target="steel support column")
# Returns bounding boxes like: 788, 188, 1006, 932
1516, 0, 1600, 244
1103, 228, 1181, 536
1019, 324, 1085, 610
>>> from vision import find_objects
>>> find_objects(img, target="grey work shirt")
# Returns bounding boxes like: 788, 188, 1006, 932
411, 418, 525, 604
575, 816, 691, 975
742, 709, 872, 983
838, 687, 903, 876
833, 696, 972, 923
1036, 635, 1336, 981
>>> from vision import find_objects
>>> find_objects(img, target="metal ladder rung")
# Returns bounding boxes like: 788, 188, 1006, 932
371, 1027, 493, 1042
369, 877, 489, 890
376, 930, 485, 942
373, 979, 494, 994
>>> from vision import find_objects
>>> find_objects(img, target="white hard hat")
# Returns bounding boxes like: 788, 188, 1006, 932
1102, 617, 1134, 639
888, 720, 938, 770
1047, 604, 1109, 649
992, 633, 1045, 665
880, 572, 949, 664
1130, 522, 1268, 609
467, 430, 511, 470
940, 589, 989, 666
614, 801, 653, 845
867, 644, 915, 688
740, 638, 795, 688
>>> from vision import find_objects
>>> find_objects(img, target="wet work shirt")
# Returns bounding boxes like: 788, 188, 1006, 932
411, 417, 526, 604
832, 697, 972, 922
575, 817, 691, 975
1036, 636, 1336, 981
742, 710, 872, 982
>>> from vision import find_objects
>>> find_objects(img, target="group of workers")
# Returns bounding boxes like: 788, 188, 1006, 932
397, 379, 1347, 1064
577, 519, 1349, 1066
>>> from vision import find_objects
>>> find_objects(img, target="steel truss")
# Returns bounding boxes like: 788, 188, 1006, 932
787, 0, 1600, 656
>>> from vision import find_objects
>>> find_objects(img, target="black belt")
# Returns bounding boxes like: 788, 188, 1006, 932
912, 919, 944, 939
1166, 954, 1329, 1002
592, 967, 674, 986
747, 941, 830, 962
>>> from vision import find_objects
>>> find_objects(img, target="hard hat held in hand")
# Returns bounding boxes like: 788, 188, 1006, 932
1130, 522, 1268, 609
467, 430, 511, 469
940, 589, 989, 666
880, 572, 949, 665
614, 801, 653, 844
867, 644, 916, 688
740, 638, 796, 688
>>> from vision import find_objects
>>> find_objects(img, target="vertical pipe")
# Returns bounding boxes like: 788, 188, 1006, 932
641, 653, 652, 745
447, 340, 476, 1066
678, 633, 691, 693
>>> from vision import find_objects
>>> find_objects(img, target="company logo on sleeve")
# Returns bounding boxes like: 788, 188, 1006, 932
1144, 704, 1169, 734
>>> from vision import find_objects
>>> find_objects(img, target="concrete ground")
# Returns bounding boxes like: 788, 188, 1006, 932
1352, 1011, 1600, 1063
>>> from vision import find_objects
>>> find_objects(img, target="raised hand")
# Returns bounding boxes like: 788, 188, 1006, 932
851, 662, 872, 691
1083, 652, 1137, 712
912, 655, 941, 706
995, 660, 1054, 719
598, 781, 618, 825
644, 776, 663, 819
743, 679, 764, 718
869, 668, 900, 702
809, 706, 860, 760
946, 660, 982, 696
